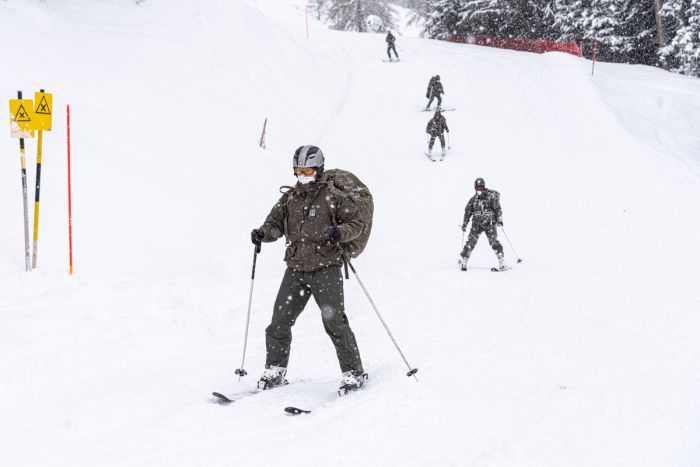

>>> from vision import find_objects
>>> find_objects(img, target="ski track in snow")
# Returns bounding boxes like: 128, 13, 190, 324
1, 0, 700, 466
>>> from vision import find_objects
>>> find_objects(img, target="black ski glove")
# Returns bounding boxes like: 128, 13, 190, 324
496, 217, 504, 227
251, 228, 264, 247
323, 226, 341, 244
461, 224, 467, 232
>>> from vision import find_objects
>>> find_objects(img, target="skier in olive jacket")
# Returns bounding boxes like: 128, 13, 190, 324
386, 31, 399, 61
425, 75, 444, 110
250, 145, 367, 394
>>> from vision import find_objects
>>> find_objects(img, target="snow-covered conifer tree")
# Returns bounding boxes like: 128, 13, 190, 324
423, 0, 465, 38
327, 0, 396, 32
661, 0, 700, 76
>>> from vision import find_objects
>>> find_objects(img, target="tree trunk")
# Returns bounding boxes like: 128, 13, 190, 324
654, 0, 669, 69
653, 0, 666, 47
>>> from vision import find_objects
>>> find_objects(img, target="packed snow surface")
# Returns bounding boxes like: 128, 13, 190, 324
1, 1, 699, 466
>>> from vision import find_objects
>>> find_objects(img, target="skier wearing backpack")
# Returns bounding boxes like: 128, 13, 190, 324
425, 75, 444, 110
386, 31, 399, 61
426, 109, 449, 157
250, 145, 371, 395
459, 178, 507, 271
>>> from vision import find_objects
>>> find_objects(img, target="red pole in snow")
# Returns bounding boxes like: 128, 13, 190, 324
591, 39, 598, 76
66, 105, 74, 275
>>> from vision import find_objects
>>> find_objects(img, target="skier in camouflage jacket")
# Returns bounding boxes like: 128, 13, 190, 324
460, 178, 507, 270
250, 145, 366, 393
426, 109, 449, 156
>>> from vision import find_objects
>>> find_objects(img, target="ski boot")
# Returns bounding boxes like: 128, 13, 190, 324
496, 252, 508, 271
338, 371, 368, 397
459, 255, 468, 271
257, 365, 288, 390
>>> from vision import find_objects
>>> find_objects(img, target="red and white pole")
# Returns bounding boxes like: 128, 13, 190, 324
66, 105, 74, 275
305, 6, 309, 39
591, 39, 598, 76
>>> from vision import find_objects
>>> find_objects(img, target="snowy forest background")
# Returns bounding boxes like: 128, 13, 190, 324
311, 0, 700, 77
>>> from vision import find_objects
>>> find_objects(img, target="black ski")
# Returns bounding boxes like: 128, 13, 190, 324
210, 389, 258, 404
284, 375, 368, 415
491, 266, 512, 272
421, 107, 455, 112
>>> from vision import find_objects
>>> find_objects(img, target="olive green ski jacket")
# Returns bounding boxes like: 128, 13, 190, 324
258, 174, 364, 272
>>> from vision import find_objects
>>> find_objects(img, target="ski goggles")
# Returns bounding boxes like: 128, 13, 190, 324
294, 167, 316, 176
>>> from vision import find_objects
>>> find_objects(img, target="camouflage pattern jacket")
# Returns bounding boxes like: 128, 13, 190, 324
426, 78, 444, 97
426, 114, 449, 136
463, 189, 502, 226
258, 174, 363, 272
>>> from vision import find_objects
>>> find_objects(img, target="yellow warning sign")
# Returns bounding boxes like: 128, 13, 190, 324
33, 92, 53, 131
9, 99, 35, 139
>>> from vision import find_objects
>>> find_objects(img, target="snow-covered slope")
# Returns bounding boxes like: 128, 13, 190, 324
1, 1, 699, 466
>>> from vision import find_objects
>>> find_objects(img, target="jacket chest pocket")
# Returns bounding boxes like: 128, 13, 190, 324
307, 204, 321, 218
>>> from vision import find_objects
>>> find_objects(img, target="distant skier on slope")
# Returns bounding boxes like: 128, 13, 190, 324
459, 178, 508, 271
386, 31, 399, 61
250, 145, 371, 395
426, 109, 449, 158
425, 75, 444, 110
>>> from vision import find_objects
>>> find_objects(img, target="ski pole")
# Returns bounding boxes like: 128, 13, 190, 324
343, 253, 418, 382
235, 244, 261, 380
499, 226, 522, 263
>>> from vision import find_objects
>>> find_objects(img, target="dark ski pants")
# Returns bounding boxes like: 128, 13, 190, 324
387, 44, 398, 59
428, 134, 445, 150
427, 93, 442, 108
461, 222, 503, 258
265, 266, 363, 374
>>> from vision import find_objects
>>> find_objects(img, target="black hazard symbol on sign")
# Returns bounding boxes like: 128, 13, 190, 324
35, 95, 51, 115
15, 105, 31, 122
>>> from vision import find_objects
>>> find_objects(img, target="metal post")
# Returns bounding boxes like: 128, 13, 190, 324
17, 91, 31, 272
67, 104, 74, 275
32, 90, 44, 268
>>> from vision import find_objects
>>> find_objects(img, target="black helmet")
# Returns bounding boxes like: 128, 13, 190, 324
293, 145, 325, 176
436, 74, 440, 80
474, 178, 485, 189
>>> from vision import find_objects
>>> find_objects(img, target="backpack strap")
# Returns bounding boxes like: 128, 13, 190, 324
278, 186, 294, 242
